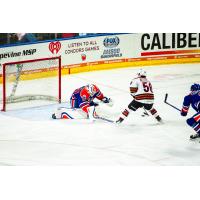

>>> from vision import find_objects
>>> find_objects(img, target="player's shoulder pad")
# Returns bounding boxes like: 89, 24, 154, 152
183, 94, 192, 104
80, 87, 89, 96
130, 77, 138, 83
130, 77, 140, 85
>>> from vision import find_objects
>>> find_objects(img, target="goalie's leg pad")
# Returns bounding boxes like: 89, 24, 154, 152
52, 112, 73, 119
52, 107, 87, 119
87, 106, 98, 121
61, 112, 74, 119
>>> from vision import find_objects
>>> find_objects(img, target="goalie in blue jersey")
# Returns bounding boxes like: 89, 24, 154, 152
181, 83, 200, 140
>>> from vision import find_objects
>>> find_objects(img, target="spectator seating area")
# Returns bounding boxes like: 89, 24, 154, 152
0, 33, 114, 46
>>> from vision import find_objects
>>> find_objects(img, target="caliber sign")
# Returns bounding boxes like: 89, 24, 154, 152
141, 33, 200, 51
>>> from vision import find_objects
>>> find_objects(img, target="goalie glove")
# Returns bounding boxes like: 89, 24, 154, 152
101, 97, 113, 107
89, 101, 99, 107
102, 97, 110, 103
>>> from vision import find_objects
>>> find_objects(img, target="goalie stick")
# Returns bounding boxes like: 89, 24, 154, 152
164, 93, 181, 112
94, 116, 114, 123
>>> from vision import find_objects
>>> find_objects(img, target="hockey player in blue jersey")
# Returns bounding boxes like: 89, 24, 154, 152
181, 83, 200, 140
70, 84, 112, 119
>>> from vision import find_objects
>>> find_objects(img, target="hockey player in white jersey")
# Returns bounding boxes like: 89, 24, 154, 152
116, 69, 162, 123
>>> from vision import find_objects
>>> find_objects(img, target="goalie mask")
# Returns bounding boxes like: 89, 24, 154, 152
87, 84, 98, 96
137, 69, 147, 77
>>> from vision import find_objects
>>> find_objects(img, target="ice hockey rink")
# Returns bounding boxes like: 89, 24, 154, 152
0, 63, 199, 166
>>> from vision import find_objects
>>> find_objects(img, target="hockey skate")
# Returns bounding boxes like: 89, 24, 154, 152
190, 133, 200, 140
52, 113, 56, 119
156, 116, 163, 123
116, 117, 124, 124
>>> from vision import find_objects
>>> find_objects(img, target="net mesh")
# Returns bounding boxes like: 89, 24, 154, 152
0, 57, 61, 111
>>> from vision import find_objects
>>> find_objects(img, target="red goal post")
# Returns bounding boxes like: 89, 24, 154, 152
1, 56, 61, 111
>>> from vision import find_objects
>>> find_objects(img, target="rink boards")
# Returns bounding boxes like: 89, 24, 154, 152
1, 33, 200, 82
1, 55, 200, 83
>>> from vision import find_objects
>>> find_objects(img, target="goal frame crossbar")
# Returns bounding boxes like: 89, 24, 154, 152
1, 56, 61, 111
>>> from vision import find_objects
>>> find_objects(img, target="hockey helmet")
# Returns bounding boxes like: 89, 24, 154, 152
190, 83, 200, 91
137, 69, 147, 77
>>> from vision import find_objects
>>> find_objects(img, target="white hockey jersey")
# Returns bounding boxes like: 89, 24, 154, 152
130, 76, 154, 104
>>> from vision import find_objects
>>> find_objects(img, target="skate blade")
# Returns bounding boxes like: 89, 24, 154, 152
189, 138, 200, 143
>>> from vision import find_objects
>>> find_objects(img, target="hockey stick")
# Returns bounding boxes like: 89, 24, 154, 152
55, 106, 114, 123
164, 93, 181, 112
141, 108, 149, 117
95, 116, 114, 123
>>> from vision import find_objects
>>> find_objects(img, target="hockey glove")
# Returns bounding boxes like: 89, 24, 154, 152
102, 97, 113, 107
102, 97, 110, 103
90, 101, 99, 107
181, 110, 187, 116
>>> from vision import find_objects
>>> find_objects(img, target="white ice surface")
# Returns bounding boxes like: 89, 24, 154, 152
0, 63, 200, 166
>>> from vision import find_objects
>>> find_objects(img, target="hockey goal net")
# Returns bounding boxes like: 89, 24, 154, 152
0, 56, 61, 111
